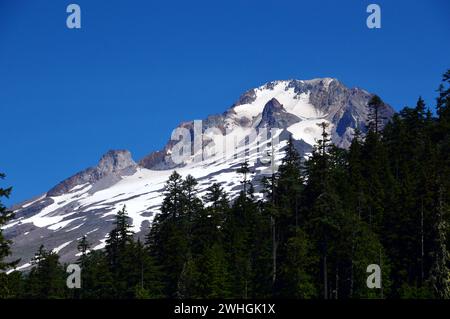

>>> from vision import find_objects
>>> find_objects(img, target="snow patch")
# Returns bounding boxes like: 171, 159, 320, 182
52, 241, 72, 254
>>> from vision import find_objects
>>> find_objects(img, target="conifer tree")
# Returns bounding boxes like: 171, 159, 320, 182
304, 122, 348, 299
0, 173, 19, 272
0, 173, 21, 299
128, 239, 164, 299
429, 186, 450, 298
223, 163, 262, 298
277, 227, 317, 298
146, 172, 191, 297
429, 70, 450, 298
25, 245, 67, 299
237, 160, 252, 197
182, 174, 203, 241
76, 249, 115, 299
367, 95, 386, 135
195, 243, 231, 298
105, 205, 136, 297
161, 171, 186, 220
0, 270, 23, 299
77, 236, 90, 259
268, 136, 315, 297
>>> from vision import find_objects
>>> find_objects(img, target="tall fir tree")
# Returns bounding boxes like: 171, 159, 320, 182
0, 173, 19, 272
367, 94, 386, 136
105, 205, 136, 297
146, 172, 191, 297
25, 245, 67, 299
0, 173, 21, 299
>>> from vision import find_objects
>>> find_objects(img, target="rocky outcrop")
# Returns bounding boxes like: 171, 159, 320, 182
232, 88, 257, 107
47, 150, 136, 196
258, 98, 301, 129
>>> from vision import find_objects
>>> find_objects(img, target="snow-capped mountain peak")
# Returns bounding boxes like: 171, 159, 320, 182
4, 77, 394, 270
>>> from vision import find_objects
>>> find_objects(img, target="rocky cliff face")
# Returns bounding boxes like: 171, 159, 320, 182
4, 78, 394, 270
258, 98, 301, 128
47, 150, 136, 196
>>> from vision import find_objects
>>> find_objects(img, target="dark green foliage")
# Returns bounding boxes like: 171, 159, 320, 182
0, 270, 23, 299
24, 245, 68, 298
0, 173, 19, 272
72, 207, 164, 299
367, 94, 386, 135
196, 243, 230, 298
77, 249, 115, 299
0, 173, 22, 299
277, 227, 317, 298
147, 171, 199, 297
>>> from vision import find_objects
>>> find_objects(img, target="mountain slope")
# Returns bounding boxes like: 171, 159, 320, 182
3, 78, 394, 271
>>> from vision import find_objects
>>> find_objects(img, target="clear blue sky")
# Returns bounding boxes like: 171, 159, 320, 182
0, 0, 449, 206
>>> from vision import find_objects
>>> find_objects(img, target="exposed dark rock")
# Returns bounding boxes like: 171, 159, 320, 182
257, 98, 301, 129
232, 88, 257, 106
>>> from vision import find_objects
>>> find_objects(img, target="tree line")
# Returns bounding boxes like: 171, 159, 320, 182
0, 71, 449, 299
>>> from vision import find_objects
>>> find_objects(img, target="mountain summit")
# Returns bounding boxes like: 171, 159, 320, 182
4, 78, 394, 270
